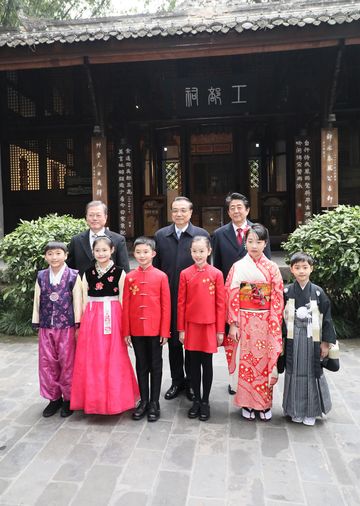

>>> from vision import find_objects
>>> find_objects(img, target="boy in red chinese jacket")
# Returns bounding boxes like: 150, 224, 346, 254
123, 237, 171, 422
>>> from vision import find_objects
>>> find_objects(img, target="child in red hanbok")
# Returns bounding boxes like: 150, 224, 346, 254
71, 236, 139, 415
178, 236, 225, 421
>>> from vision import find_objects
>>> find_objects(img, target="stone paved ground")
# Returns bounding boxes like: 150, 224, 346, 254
0, 335, 359, 506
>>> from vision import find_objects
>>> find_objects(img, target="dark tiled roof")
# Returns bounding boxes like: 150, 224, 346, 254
1, 0, 360, 48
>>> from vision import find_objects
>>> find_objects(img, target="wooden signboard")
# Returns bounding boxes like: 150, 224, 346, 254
321, 128, 338, 207
117, 145, 134, 237
294, 137, 313, 226
91, 136, 108, 204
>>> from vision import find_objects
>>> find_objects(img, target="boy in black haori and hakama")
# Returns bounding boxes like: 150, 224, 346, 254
280, 252, 337, 426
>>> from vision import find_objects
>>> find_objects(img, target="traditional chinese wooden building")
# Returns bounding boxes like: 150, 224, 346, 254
0, 0, 360, 244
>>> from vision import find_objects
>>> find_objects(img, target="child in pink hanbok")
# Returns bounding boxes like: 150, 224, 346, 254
32, 241, 82, 418
71, 236, 139, 415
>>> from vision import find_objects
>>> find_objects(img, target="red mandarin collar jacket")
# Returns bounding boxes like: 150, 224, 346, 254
177, 264, 225, 333
122, 265, 171, 338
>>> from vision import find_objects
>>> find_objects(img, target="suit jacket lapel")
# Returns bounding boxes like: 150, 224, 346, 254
223, 222, 239, 252
80, 230, 93, 261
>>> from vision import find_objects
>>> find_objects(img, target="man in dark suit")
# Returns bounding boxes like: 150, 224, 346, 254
212, 192, 271, 281
67, 200, 130, 276
153, 196, 209, 401
212, 192, 271, 395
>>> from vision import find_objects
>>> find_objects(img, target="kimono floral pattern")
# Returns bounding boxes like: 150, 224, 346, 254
225, 254, 284, 410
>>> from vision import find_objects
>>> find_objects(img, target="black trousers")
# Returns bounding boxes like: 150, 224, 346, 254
168, 326, 191, 386
189, 350, 213, 403
131, 336, 163, 403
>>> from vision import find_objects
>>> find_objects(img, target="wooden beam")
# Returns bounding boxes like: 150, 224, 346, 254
0, 22, 359, 71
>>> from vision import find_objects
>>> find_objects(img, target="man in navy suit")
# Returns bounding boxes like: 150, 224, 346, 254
213, 192, 271, 281
213, 192, 271, 394
67, 200, 130, 276
153, 196, 209, 401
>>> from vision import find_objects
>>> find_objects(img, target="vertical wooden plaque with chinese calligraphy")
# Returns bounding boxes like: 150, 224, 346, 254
294, 137, 313, 227
91, 136, 108, 205
321, 128, 338, 208
116, 145, 134, 237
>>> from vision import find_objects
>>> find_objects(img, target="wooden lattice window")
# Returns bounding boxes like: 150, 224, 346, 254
46, 138, 75, 190
165, 161, 182, 192
10, 141, 40, 191
249, 159, 260, 189
7, 71, 36, 118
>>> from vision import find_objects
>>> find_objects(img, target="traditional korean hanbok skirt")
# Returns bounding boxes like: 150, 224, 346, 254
71, 297, 139, 414
282, 316, 332, 419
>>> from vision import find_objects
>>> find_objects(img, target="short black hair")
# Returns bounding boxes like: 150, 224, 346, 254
134, 236, 156, 251
92, 235, 114, 250
290, 252, 314, 266
245, 223, 269, 242
225, 192, 249, 210
44, 241, 68, 254
172, 196, 193, 211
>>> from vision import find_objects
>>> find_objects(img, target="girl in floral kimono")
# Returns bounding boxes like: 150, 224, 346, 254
225, 223, 284, 421
71, 236, 139, 414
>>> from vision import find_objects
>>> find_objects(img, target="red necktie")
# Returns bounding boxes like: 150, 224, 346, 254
236, 228, 243, 245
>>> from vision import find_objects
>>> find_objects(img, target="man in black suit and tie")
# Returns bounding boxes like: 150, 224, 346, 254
153, 196, 209, 401
67, 200, 130, 276
212, 192, 271, 281
212, 192, 271, 395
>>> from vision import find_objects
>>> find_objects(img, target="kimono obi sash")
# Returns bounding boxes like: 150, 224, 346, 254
239, 282, 271, 310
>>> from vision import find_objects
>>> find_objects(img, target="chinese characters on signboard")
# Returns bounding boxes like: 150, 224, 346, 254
91, 136, 108, 204
294, 137, 313, 226
117, 146, 134, 237
321, 128, 338, 208
174, 77, 251, 116
184, 84, 247, 108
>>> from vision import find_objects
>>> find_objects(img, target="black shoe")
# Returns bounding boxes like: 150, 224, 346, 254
188, 400, 200, 419
132, 400, 149, 421
42, 398, 63, 418
186, 385, 196, 402
228, 384, 236, 395
199, 402, 210, 421
147, 401, 160, 422
164, 384, 185, 400
60, 400, 73, 418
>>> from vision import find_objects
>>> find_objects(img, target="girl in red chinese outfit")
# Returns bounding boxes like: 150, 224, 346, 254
71, 236, 139, 414
178, 236, 225, 421
225, 223, 283, 421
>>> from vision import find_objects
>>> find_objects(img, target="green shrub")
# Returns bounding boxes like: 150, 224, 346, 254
282, 205, 360, 338
0, 214, 86, 336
